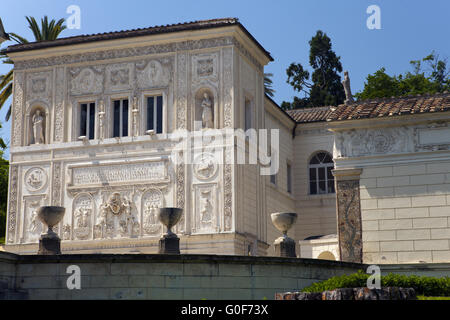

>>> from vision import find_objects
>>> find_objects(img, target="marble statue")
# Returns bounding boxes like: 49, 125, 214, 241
342, 71, 354, 105
32, 110, 45, 144
201, 92, 213, 129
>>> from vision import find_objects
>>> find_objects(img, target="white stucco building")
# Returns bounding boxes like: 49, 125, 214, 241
3, 18, 450, 264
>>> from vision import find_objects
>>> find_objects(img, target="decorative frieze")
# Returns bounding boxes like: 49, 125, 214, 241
7, 166, 18, 243
54, 67, 65, 142
223, 47, 233, 128
69, 160, 168, 187
176, 52, 187, 129
334, 127, 411, 158
12, 72, 24, 147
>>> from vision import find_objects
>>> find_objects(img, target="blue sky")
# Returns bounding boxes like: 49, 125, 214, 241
0, 0, 449, 159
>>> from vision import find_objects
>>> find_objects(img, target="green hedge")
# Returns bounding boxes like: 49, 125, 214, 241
301, 270, 450, 297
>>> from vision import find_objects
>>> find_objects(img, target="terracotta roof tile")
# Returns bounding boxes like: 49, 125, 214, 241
287, 106, 333, 123
3, 17, 273, 61
327, 92, 450, 121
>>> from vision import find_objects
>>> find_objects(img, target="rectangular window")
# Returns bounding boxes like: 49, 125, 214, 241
146, 95, 163, 134
287, 163, 292, 194
80, 102, 96, 140
245, 98, 252, 131
113, 99, 129, 137
270, 173, 276, 185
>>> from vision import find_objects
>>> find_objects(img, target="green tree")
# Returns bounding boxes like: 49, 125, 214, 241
0, 16, 66, 122
282, 30, 345, 110
355, 52, 450, 101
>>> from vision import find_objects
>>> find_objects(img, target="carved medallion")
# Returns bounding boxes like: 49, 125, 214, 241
193, 153, 218, 180
24, 167, 47, 192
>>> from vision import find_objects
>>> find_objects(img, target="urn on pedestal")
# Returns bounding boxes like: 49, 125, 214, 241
271, 212, 298, 258
157, 207, 183, 254
37, 206, 65, 255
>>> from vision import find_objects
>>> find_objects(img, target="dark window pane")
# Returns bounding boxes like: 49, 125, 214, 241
323, 153, 333, 163
328, 180, 335, 193
147, 97, 154, 130
318, 180, 326, 194
318, 167, 325, 180
327, 166, 334, 179
113, 100, 120, 137
310, 181, 317, 195
89, 103, 95, 139
80, 104, 87, 137
270, 174, 276, 185
122, 99, 128, 137
310, 155, 320, 164
156, 96, 163, 134
309, 168, 316, 181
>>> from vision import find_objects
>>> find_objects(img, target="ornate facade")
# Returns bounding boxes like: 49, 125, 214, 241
4, 18, 450, 264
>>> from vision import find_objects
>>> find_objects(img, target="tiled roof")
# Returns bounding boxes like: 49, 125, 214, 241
3, 18, 273, 60
328, 92, 450, 121
287, 106, 333, 123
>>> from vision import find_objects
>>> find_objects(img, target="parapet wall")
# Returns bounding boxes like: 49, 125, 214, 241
0, 252, 364, 300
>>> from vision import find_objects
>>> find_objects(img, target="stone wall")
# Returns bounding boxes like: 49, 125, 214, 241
0, 252, 363, 300
292, 123, 336, 241
360, 161, 450, 264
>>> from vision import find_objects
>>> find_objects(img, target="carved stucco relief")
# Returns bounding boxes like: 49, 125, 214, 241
7, 166, 18, 243
14, 36, 262, 72
24, 167, 48, 192
52, 162, 63, 206
26, 71, 52, 103
223, 47, 233, 128
136, 58, 172, 89
176, 52, 187, 129
334, 126, 412, 158
223, 149, 233, 232
69, 66, 103, 96
336, 179, 362, 263
141, 188, 163, 235
105, 62, 134, 93
12, 72, 24, 146
54, 67, 65, 142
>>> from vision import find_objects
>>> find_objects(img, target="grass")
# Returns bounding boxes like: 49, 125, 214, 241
418, 296, 450, 300
0, 236, 4, 245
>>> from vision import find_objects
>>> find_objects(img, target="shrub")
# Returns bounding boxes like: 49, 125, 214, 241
301, 270, 450, 297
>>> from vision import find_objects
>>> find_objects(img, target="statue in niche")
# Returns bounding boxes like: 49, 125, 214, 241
201, 92, 214, 129
74, 206, 91, 240
29, 209, 40, 233
341, 71, 354, 105
32, 110, 45, 144
200, 190, 212, 224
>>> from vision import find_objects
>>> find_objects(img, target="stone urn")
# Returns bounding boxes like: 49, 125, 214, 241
271, 212, 298, 258
157, 207, 183, 254
37, 206, 65, 255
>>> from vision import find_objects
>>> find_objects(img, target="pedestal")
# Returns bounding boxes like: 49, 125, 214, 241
274, 236, 296, 258
159, 234, 180, 254
38, 234, 61, 255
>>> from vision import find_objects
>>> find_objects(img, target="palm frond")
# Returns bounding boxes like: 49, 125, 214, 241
0, 82, 12, 110
8, 32, 29, 44
5, 104, 11, 121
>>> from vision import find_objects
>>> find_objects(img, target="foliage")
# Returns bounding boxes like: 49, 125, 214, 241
264, 73, 275, 98
282, 30, 345, 110
355, 51, 450, 101
0, 16, 67, 121
0, 147, 8, 243
301, 270, 450, 297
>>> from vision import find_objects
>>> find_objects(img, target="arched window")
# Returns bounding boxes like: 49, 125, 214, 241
309, 152, 335, 195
